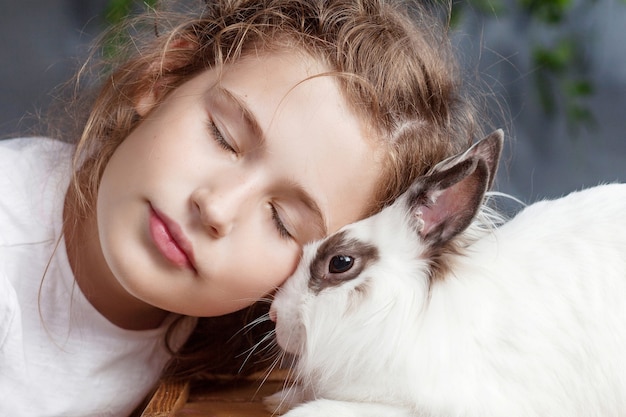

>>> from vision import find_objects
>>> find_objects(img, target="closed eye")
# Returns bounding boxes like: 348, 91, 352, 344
207, 118, 237, 154
270, 204, 293, 240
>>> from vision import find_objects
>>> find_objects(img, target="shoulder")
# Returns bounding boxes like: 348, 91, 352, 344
0, 135, 71, 153
0, 137, 73, 245
0, 137, 73, 190
0, 272, 19, 350
0, 136, 73, 173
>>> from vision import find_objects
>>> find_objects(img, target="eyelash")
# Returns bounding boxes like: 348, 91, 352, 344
208, 119, 236, 154
270, 204, 293, 240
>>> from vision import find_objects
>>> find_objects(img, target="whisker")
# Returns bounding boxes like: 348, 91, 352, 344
252, 352, 285, 399
228, 312, 272, 343
236, 329, 276, 373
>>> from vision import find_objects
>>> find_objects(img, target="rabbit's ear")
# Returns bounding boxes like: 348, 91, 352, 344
406, 129, 503, 248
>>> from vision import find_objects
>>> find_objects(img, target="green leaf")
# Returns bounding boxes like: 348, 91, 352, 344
532, 42, 573, 73
518, 0, 573, 24
565, 80, 594, 97
105, 0, 158, 24
105, 0, 133, 24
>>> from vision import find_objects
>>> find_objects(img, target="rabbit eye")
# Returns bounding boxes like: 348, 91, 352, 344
329, 255, 354, 273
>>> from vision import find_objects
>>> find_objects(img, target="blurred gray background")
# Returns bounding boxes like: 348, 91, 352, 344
1, 0, 625, 205
0, 0, 108, 134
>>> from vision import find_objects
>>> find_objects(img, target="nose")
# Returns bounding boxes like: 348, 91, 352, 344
191, 185, 249, 238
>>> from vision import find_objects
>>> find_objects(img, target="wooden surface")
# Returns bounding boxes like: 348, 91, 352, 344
141, 370, 288, 417
140, 380, 190, 417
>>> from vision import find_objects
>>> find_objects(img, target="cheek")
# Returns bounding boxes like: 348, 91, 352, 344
254, 246, 301, 293
225, 236, 302, 301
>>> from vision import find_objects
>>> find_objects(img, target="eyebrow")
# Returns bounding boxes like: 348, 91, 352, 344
214, 86, 265, 144
290, 183, 328, 238
213, 85, 329, 238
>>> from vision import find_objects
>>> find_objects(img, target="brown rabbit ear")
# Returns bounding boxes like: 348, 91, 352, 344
405, 129, 503, 248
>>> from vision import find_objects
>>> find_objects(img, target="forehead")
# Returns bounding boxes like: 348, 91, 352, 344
216, 51, 385, 235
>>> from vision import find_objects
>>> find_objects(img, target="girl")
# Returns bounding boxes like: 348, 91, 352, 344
0, 0, 489, 415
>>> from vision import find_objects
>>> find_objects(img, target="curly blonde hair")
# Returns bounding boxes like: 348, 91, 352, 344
55, 0, 488, 379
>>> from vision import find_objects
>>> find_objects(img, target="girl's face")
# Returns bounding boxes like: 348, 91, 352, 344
95, 51, 383, 317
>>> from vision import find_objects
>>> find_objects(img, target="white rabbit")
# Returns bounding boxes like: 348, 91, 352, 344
266, 130, 626, 417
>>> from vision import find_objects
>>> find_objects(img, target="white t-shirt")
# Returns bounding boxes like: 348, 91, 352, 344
0, 137, 194, 416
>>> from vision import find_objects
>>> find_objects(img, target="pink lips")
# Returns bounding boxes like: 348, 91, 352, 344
149, 206, 196, 271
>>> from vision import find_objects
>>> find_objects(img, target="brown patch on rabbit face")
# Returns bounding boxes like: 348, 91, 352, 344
309, 231, 379, 294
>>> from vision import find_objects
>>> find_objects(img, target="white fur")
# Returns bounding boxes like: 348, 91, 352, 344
268, 183, 626, 417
